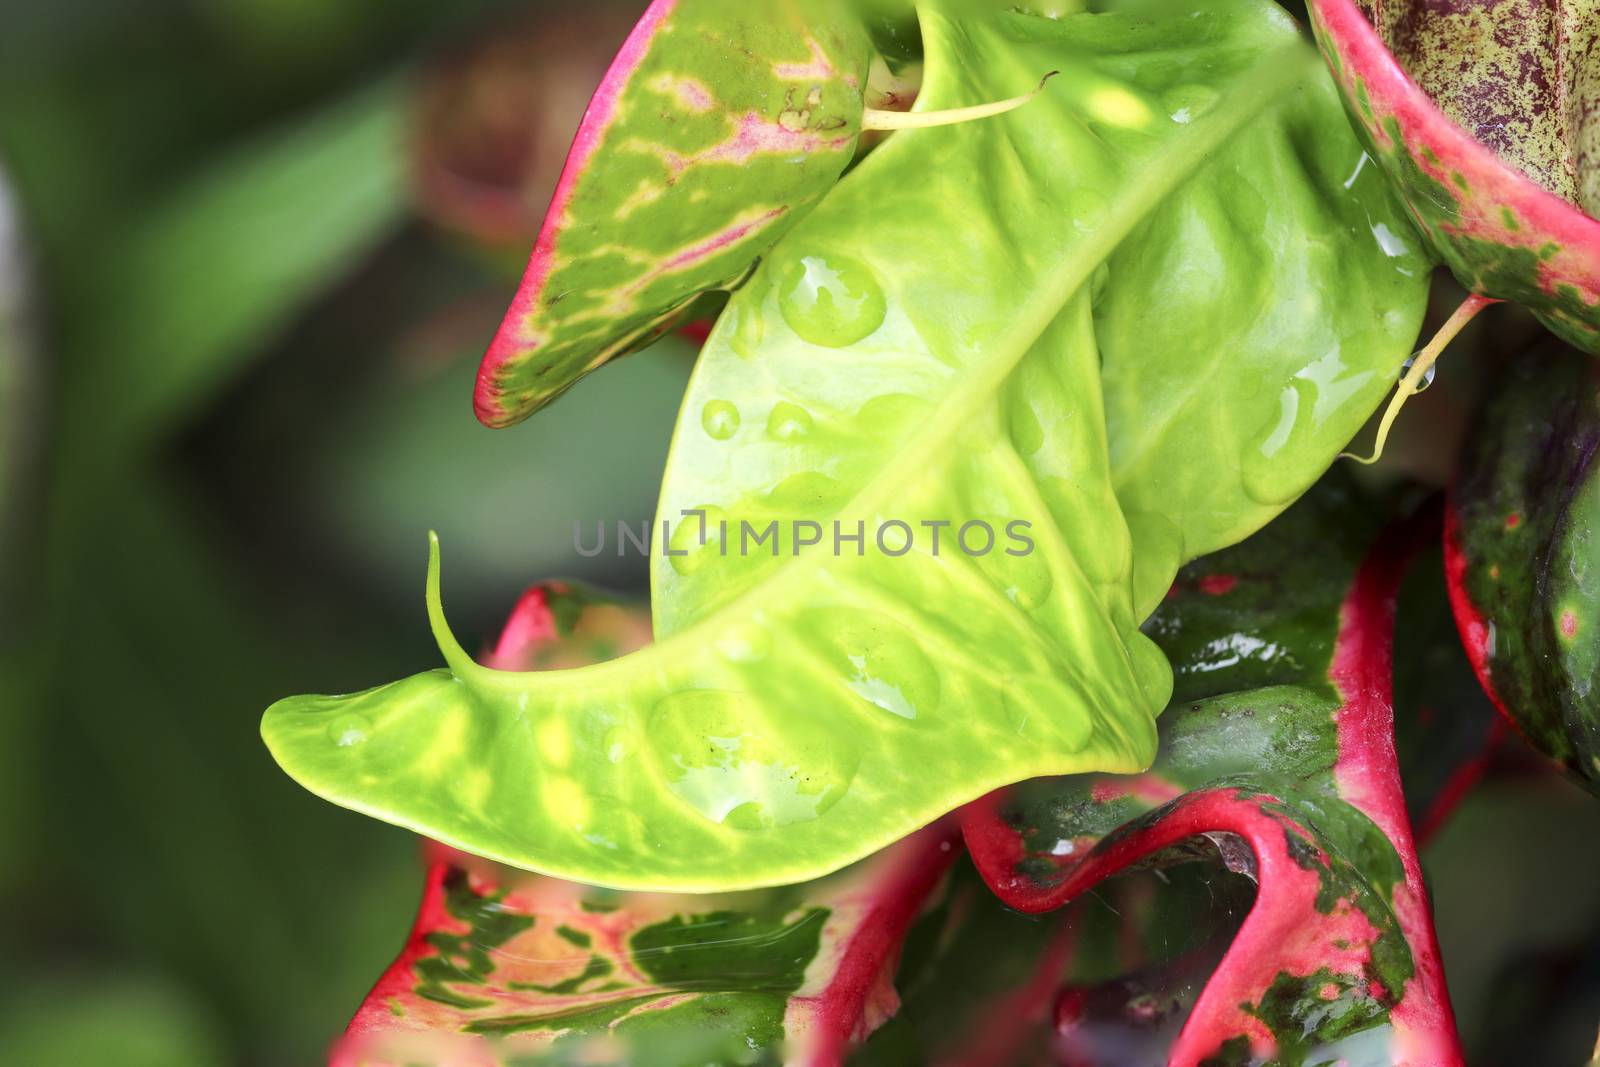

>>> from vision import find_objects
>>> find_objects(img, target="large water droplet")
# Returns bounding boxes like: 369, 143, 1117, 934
766, 401, 815, 441
776, 253, 886, 347
1241, 378, 1320, 506
802, 608, 940, 720
328, 712, 372, 748
1003, 674, 1093, 750
701, 399, 740, 439
646, 689, 860, 831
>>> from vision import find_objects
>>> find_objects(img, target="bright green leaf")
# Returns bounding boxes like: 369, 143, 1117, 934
655, 0, 1429, 625
263, 0, 1427, 894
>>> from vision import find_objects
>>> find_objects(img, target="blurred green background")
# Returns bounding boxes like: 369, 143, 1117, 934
0, 2, 1596, 1064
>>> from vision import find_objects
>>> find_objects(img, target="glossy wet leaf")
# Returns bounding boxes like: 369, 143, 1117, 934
1309, 0, 1600, 353
474, 0, 873, 427
1447, 346, 1600, 792
338, 583, 958, 1066
852, 859, 1253, 1066
655, 0, 1430, 626
959, 479, 1463, 1064
281, 0, 1382, 895
264, 0, 1426, 893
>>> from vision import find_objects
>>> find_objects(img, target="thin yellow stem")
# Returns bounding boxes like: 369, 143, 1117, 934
1343, 293, 1498, 465
861, 71, 1058, 131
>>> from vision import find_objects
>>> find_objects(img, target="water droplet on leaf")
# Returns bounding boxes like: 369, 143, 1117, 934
645, 689, 860, 830
328, 713, 372, 748
603, 726, 633, 764
1400, 352, 1436, 391
766, 401, 815, 441
977, 548, 1054, 610
777, 253, 886, 347
666, 504, 729, 577
701, 399, 740, 439
801, 608, 940, 720
1162, 84, 1218, 124
1241, 379, 1321, 506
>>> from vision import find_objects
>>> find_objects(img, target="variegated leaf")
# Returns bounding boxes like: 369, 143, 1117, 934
1447, 344, 1600, 793
338, 582, 958, 1067
1309, 0, 1600, 352
474, 0, 873, 427
958, 479, 1464, 1065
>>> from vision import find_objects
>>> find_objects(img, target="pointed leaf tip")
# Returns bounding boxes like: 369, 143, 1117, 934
475, 0, 875, 427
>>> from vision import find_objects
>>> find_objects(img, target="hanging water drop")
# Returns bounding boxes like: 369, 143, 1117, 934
1399, 352, 1437, 392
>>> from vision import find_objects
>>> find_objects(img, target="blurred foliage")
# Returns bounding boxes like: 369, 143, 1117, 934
0, 0, 1596, 1064
0, 1, 683, 1064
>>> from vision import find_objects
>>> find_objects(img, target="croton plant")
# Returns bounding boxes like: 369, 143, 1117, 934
262, 0, 1600, 1063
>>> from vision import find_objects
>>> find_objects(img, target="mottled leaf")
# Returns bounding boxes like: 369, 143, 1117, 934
336, 829, 956, 1067
264, 0, 1427, 896
853, 859, 1253, 1066
654, 0, 1429, 632
1309, 0, 1600, 353
473, 0, 873, 427
1446, 345, 1600, 792
1357, 0, 1600, 214
959, 480, 1463, 1065
337, 582, 958, 1067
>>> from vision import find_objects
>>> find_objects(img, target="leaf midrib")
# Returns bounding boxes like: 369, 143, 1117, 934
442, 38, 1316, 694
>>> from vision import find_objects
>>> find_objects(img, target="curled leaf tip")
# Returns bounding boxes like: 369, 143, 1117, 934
861, 69, 1059, 131
425, 531, 480, 679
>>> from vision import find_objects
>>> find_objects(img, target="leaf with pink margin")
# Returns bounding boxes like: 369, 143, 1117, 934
958, 479, 1464, 1066
335, 582, 960, 1067
474, 0, 873, 428
1358, 0, 1600, 214
1308, 0, 1600, 353
1445, 344, 1600, 793
850, 860, 1255, 1065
